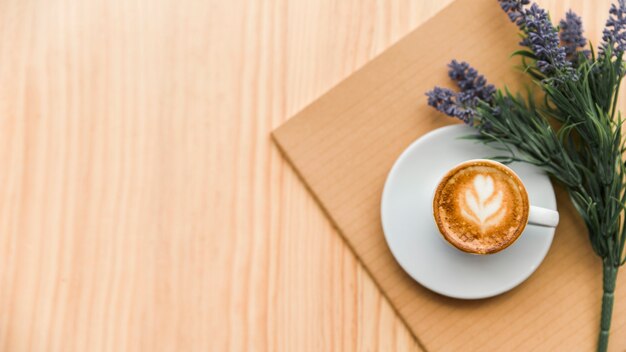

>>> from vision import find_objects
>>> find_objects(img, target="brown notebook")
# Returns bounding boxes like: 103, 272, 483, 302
272, 0, 626, 350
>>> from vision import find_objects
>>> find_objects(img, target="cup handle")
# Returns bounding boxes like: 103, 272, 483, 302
528, 205, 559, 227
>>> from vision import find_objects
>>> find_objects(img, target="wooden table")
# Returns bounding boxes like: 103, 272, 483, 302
0, 0, 618, 350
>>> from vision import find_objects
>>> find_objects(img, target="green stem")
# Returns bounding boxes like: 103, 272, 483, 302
598, 259, 618, 352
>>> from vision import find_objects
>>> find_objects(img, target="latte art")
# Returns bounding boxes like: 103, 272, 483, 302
461, 175, 506, 230
433, 160, 530, 254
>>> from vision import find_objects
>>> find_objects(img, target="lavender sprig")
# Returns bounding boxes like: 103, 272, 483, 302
426, 61, 495, 125
602, 0, 626, 56
498, 0, 529, 24
426, 87, 475, 124
559, 10, 589, 64
448, 60, 496, 102
498, 0, 571, 76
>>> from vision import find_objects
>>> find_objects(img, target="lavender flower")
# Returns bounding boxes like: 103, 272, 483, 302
559, 10, 589, 64
499, 1, 571, 76
426, 87, 475, 124
426, 61, 496, 125
498, 0, 530, 25
448, 60, 495, 102
602, 0, 626, 56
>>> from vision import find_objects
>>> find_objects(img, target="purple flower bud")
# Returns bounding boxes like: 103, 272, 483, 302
498, 1, 572, 76
447, 60, 495, 102
559, 10, 589, 63
499, 0, 530, 24
426, 87, 475, 125
602, 0, 626, 56
427, 62, 496, 126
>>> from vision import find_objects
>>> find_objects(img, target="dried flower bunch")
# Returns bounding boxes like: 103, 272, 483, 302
427, 1, 626, 350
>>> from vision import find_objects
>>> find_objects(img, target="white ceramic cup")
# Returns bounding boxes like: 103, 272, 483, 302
432, 159, 559, 253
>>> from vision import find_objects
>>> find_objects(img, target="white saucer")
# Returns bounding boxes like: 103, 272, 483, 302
381, 125, 556, 299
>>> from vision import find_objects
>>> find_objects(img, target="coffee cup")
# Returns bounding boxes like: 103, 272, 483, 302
432, 159, 559, 254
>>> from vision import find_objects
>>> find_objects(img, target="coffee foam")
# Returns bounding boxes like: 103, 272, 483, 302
433, 161, 529, 254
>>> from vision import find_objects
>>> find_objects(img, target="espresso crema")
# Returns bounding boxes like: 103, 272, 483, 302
433, 160, 530, 254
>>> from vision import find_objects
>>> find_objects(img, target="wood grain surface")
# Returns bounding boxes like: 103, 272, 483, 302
0, 0, 619, 351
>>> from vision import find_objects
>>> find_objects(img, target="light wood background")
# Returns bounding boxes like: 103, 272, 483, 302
0, 0, 619, 351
